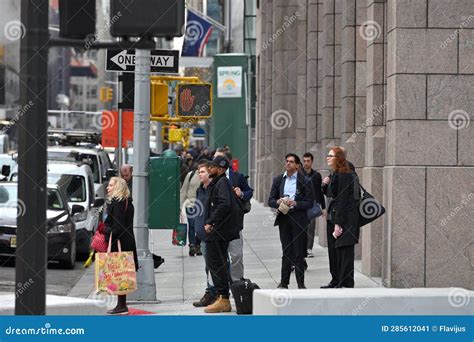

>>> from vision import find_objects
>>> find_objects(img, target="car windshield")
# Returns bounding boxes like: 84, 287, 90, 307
0, 184, 64, 210
0, 185, 17, 207
48, 174, 86, 203
48, 151, 100, 183
47, 188, 65, 210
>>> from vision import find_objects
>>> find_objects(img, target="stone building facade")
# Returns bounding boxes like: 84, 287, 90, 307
255, 0, 473, 289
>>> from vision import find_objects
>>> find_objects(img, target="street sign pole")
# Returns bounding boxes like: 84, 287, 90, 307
117, 72, 123, 169
16, 0, 49, 315
129, 48, 156, 301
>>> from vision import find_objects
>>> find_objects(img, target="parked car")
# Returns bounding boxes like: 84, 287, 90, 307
47, 162, 100, 256
0, 154, 17, 181
47, 146, 116, 199
0, 183, 82, 269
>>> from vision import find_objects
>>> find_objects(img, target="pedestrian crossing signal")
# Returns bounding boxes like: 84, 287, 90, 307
176, 83, 212, 118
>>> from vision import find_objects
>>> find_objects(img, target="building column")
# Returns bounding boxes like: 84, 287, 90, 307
270, 0, 300, 174
339, 0, 368, 260
383, 0, 474, 288
361, 0, 387, 277
318, 0, 342, 246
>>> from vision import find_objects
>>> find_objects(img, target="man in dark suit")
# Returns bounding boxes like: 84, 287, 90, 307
268, 153, 313, 289
214, 149, 254, 281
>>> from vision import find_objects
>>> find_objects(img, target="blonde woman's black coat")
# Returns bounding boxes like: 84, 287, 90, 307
104, 198, 139, 271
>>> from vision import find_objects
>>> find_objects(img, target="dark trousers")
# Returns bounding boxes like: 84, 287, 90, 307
335, 244, 355, 287
279, 215, 307, 286
205, 240, 230, 297
186, 209, 201, 246
306, 218, 316, 250
326, 221, 339, 284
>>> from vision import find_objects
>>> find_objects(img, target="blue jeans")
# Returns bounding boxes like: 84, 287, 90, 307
185, 208, 201, 246
200, 242, 217, 296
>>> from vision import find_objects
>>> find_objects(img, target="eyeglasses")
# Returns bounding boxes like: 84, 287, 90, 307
326, 155, 336, 158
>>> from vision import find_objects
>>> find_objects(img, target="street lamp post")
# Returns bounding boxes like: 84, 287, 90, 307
15, 0, 49, 315
128, 47, 157, 301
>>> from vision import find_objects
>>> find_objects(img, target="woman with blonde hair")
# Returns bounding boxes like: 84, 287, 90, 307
104, 177, 138, 315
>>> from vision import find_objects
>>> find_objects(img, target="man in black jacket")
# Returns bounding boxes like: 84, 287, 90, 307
302, 152, 326, 258
268, 153, 313, 289
203, 156, 241, 313
214, 148, 254, 281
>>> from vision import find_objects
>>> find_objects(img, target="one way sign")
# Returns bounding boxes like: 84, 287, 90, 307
106, 49, 179, 74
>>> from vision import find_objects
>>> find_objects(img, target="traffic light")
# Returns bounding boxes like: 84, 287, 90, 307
150, 82, 169, 116
100, 87, 113, 102
59, 0, 96, 39
168, 126, 183, 143
176, 83, 212, 118
110, 0, 185, 38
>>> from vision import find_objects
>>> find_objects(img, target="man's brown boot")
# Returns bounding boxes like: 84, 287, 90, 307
204, 295, 231, 313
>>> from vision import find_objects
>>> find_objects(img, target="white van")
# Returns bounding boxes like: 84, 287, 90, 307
48, 146, 116, 199
47, 162, 100, 255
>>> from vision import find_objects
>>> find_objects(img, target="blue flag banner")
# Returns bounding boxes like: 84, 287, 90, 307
182, 10, 214, 57
0, 316, 472, 342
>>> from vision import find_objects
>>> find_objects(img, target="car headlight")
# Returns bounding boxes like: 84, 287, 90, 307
48, 224, 73, 234
74, 211, 88, 222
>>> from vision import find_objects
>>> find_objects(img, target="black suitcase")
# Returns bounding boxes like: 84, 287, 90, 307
231, 278, 260, 315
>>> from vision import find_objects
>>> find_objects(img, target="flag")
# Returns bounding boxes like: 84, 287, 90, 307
182, 10, 214, 57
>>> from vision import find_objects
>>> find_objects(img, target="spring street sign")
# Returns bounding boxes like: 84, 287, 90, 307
106, 49, 179, 73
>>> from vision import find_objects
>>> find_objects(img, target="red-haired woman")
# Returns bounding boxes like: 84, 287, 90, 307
321, 147, 360, 288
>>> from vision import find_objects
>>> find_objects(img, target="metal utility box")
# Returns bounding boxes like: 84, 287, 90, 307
59, 0, 96, 39
148, 150, 180, 229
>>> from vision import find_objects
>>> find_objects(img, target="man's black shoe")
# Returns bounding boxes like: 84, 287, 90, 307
193, 292, 217, 307
298, 284, 306, 289
320, 282, 338, 289
277, 283, 288, 289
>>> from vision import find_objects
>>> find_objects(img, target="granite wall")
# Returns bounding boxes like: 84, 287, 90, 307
255, 0, 474, 289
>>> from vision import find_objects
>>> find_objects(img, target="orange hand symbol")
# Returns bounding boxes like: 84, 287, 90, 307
180, 88, 195, 112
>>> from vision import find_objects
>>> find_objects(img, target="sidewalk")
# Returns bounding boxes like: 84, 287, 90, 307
70, 200, 381, 315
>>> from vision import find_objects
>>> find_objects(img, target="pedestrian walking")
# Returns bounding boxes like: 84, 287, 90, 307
302, 152, 326, 258
197, 147, 212, 162
268, 153, 312, 289
321, 147, 360, 288
214, 148, 253, 281
180, 153, 194, 185
120, 164, 133, 197
203, 156, 241, 313
180, 163, 202, 256
192, 161, 218, 307
104, 177, 138, 315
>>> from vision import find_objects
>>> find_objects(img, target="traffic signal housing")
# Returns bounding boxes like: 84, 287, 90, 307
59, 0, 96, 39
151, 82, 169, 116
110, 0, 185, 38
176, 83, 212, 119
100, 87, 113, 102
